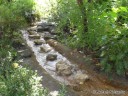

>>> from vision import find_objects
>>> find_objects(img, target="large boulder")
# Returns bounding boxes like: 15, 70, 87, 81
56, 61, 72, 76
74, 73, 89, 84
28, 35, 40, 39
46, 54, 57, 61
34, 39, 45, 45
40, 44, 52, 53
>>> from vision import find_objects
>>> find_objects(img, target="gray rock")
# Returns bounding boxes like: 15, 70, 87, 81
29, 35, 40, 39
56, 61, 72, 76
46, 54, 57, 61
40, 44, 52, 53
28, 31, 37, 35
37, 22, 56, 32
43, 32, 57, 40
20, 49, 32, 58
34, 39, 45, 45
37, 26, 50, 32
37, 22, 55, 27
27, 26, 37, 31
43, 33, 53, 40
74, 73, 89, 84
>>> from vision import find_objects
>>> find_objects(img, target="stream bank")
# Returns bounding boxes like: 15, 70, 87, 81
20, 20, 127, 96
16, 39, 78, 96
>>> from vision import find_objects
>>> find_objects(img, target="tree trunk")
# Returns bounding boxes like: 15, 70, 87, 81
77, 0, 88, 32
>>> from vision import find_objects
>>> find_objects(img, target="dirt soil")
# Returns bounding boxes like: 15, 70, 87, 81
47, 39, 128, 96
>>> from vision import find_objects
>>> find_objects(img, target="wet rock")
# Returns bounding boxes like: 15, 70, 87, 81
34, 39, 45, 45
28, 31, 37, 35
37, 22, 55, 27
43, 32, 56, 40
46, 54, 57, 61
56, 61, 72, 76
74, 73, 89, 84
37, 26, 50, 32
20, 49, 32, 58
37, 22, 56, 32
27, 26, 37, 31
29, 35, 40, 39
40, 44, 52, 53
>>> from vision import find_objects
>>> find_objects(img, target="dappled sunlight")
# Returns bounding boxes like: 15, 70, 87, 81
34, 0, 57, 18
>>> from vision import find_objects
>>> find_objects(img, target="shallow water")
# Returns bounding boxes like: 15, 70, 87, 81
21, 30, 80, 85
21, 29, 128, 96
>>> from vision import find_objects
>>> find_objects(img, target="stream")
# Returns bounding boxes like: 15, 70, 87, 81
20, 20, 128, 96
21, 29, 82, 86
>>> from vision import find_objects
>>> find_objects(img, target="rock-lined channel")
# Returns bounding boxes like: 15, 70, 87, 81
21, 20, 128, 96
21, 20, 89, 86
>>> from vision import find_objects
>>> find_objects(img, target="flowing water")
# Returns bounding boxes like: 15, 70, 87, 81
21, 27, 128, 96
21, 30, 81, 86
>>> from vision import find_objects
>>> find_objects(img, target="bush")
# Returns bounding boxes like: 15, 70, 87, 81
0, 0, 36, 38
48, 0, 128, 76
0, 66, 48, 96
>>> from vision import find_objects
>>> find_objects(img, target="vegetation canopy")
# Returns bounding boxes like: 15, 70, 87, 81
47, 0, 128, 76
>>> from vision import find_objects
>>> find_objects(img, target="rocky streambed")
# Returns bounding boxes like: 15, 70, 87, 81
21, 20, 90, 86
20, 20, 128, 96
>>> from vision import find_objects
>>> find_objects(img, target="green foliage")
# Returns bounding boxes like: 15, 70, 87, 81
0, 1, 47, 96
0, 37, 48, 96
0, 66, 47, 96
0, 0, 35, 36
48, 0, 128, 76
58, 84, 67, 96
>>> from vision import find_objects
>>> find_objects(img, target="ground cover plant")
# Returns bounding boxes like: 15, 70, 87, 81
0, 0, 47, 96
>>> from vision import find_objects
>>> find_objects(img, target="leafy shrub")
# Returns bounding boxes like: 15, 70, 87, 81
48, 0, 128, 76
0, 66, 47, 96
0, 0, 36, 38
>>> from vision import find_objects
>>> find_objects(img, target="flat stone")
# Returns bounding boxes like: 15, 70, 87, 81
74, 73, 89, 84
27, 26, 37, 31
56, 61, 72, 76
37, 22, 55, 27
46, 54, 57, 61
34, 39, 45, 45
40, 44, 52, 53
37, 26, 50, 32
29, 35, 40, 39
28, 31, 37, 35
41, 32, 57, 40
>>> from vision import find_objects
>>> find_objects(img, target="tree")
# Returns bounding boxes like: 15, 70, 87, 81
77, 0, 88, 32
